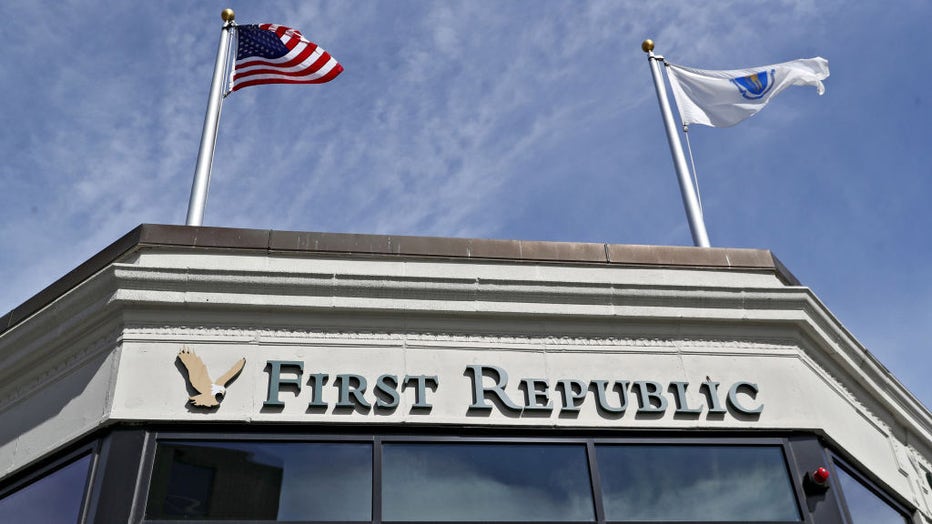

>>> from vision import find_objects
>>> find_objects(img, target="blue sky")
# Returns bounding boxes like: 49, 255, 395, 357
1, 2, 930, 408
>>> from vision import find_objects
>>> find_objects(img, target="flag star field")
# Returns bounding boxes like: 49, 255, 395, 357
1, 2, 931, 409
237, 26, 290, 60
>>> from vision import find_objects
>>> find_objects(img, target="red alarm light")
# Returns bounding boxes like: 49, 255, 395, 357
803, 466, 831, 495
812, 467, 830, 486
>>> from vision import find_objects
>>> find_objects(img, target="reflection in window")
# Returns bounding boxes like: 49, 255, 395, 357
146, 441, 372, 521
835, 466, 908, 524
596, 445, 800, 522
382, 443, 595, 521
0, 453, 91, 523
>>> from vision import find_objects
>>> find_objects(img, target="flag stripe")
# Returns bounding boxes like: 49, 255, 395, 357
232, 63, 344, 92
235, 55, 338, 83
230, 23, 342, 93
237, 42, 324, 74
236, 53, 334, 82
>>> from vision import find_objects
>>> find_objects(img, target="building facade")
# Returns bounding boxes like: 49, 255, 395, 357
0, 224, 930, 523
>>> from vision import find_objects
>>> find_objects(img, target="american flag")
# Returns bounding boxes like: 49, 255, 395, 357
230, 24, 343, 92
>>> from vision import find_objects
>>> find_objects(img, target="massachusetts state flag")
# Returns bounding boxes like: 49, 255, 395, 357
665, 57, 829, 127
230, 24, 343, 92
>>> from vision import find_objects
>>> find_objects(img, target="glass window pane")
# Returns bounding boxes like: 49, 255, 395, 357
0, 453, 92, 523
146, 441, 372, 521
596, 445, 800, 522
382, 442, 595, 522
836, 466, 908, 524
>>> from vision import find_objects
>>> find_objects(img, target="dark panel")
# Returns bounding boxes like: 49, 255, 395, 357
85, 429, 148, 524
785, 435, 845, 524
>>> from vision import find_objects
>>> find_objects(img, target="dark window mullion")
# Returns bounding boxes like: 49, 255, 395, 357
129, 430, 158, 523
773, 438, 810, 524
586, 440, 605, 524
77, 443, 100, 524
373, 436, 382, 524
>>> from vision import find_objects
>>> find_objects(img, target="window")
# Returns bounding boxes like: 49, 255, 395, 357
382, 442, 594, 521
146, 441, 372, 521
834, 464, 909, 524
0, 452, 93, 523
596, 444, 800, 522
143, 436, 805, 523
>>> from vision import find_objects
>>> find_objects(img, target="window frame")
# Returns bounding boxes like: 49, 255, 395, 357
137, 431, 807, 524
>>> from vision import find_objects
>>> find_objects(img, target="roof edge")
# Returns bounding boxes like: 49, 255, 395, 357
0, 224, 799, 335
2, 225, 146, 333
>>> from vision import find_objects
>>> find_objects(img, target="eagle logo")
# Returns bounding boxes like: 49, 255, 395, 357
177, 347, 246, 408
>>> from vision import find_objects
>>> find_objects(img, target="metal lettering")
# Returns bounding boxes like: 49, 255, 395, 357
403, 375, 438, 408
335, 374, 371, 409
257, 361, 764, 419
592, 380, 629, 414
375, 374, 400, 409
520, 378, 553, 411
465, 365, 522, 412
307, 373, 329, 408
700, 380, 727, 414
670, 381, 703, 415
556, 379, 587, 412
633, 381, 667, 413
263, 360, 304, 408
727, 381, 763, 414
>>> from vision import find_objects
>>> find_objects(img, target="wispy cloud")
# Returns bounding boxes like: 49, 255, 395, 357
1, 0, 930, 409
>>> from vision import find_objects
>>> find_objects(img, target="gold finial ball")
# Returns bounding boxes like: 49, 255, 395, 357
221, 8, 236, 22
641, 39, 655, 53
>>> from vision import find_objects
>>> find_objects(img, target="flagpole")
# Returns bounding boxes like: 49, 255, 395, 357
186, 9, 237, 226
642, 39, 710, 248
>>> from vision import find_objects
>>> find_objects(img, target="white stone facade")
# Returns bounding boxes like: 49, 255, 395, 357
0, 225, 930, 521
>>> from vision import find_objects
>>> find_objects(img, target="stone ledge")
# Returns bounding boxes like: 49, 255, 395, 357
1, 224, 798, 335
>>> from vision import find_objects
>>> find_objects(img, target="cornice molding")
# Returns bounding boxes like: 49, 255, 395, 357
0, 325, 122, 415
1, 245, 929, 455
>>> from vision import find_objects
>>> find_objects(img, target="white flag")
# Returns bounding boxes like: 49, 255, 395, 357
666, 57, 829, 128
